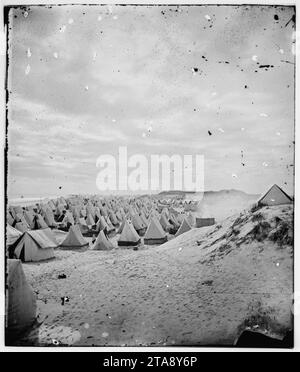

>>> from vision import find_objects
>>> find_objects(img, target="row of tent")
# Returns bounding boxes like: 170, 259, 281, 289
7, 213, 197, 262
7, 184, 292, 235
6, 194, 205, 262
6, 183, 292, 262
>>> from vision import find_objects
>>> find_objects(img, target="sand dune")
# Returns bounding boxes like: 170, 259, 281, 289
17, 204, 293, 346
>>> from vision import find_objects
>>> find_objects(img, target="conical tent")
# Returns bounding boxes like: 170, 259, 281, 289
48, 200, 56, 210
60, 225, 88, 249
92, 230, 114, 251
94, 207, 101, 219
12, 205, 23, 218
144, 218, 167, 245
131, 214, 146, 235
177, 213, 184, 224
66, 211, 75, 225
43, 209, 56, 227
6, 259, 37, 342
162, 207, 169, 219
140, 212, 149, 227
159, 214, 172, 231
78, 218, 89, 234
105, 216, 115, 231
97, 216, 109, 232
258, 184, 293, 206
109, 211, 119, 226
15, 213, 28, 224
24, 210, 34, 226
115, 210, 123, 222
86, 213, 95, 226
86, 205, 95, 219
36, 214, 48, 229
80, 208, 87, 218
175, 218, 192, 237
118, 220, 141, 246
56, 204, 65, 215
11, 229, 56, 262
117, 218, 126, 234
187, 212, 195, 227
141, 214, 149, 227
169, 213, 180, 228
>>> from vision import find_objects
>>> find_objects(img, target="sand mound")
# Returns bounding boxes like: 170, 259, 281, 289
17, 204, 293, 346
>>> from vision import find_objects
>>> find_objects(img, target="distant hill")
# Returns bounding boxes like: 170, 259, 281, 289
157, 189, 260, 221
158, 190, 197, 196
158, 189, 259, 199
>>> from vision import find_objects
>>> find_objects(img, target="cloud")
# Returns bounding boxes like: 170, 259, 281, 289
7, 5, 295, 197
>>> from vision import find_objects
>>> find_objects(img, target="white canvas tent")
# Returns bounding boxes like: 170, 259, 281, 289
131, 213, 147, 235
43, 209, 57, 227
24, 210, 34, 227
60, 225, 88, 249
11, 229, 56, 262
86, 213, 95, 226
144, 218, 167, 245
6, 225, 22, 247
187, 212, 195, 227
78, 218, 89, 234
159, 214, 172, 232
6, 259, 37, 340
175, 218, 192, 237
92, 230, 114, 251
257, 184, 293, 206
118, 220, 141, 246
15, 221, 29, 233
7, 212, 14, 226
35, 214, 48, 229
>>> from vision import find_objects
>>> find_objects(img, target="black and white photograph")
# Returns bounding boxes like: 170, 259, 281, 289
1, 1, 297, 351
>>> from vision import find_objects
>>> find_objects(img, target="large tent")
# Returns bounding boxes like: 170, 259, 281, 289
10, 229, 56, 262
6, 259, 37, 342
60, 225, 89, 249
92, 230, 114, 251
144, 218, 167, 245
118, 220, 141, 246
257, 184, 293, 206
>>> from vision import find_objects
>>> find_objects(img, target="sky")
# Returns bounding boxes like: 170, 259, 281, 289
6, 4, 295, 198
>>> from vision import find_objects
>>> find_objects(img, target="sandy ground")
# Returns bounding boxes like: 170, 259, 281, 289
17, 205, 293, 346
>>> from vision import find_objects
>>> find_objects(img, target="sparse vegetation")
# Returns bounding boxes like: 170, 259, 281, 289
269, 221, 293, 247
252, 212, 264, 222
251, 221, 271, 242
